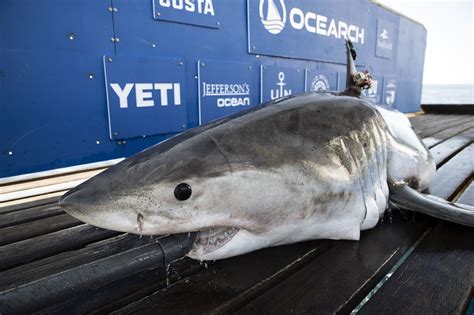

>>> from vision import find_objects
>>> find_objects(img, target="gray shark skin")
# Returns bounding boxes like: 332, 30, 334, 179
61, 92, 455, 261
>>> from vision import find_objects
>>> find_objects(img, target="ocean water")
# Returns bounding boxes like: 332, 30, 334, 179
421, 84, 474, 104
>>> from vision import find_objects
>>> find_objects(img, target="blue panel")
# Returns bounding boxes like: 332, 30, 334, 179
0, 0, 123, 177
152, 0, 219, 28
382, 76, 397, 107
261, 65, 305, 102
104, 56, 187, 139
198, 60, 259, 124
376, 19, 396, 59
248, 0, 370, 64
394, 16, 426, 113
305, 67, 338, 92
337, 71, 347, 91
0, 0, 428, 177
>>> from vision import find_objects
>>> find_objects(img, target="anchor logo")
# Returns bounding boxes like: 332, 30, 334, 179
271, 72, 292, 100
259, 0, 286, 35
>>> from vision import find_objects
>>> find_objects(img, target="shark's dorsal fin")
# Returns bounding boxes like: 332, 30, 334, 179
346, 39, 358, 89
341, 39, 373, 97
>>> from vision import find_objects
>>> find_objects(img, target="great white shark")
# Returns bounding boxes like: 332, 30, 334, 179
60, 41, 474, 261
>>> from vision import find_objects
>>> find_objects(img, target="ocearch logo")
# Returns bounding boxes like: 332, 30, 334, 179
259, 0, 287, 35
258, 1, 365, 44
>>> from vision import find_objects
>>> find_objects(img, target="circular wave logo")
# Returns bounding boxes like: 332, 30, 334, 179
259, 0, 286, 35
310, 74, 330, 92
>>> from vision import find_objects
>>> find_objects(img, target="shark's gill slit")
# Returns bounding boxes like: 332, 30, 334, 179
137, 213, 144, 232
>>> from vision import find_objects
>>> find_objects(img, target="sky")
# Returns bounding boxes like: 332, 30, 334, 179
377, 0, 474, 85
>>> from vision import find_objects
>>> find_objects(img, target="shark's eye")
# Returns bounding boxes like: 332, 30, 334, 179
174, 183, 192, 201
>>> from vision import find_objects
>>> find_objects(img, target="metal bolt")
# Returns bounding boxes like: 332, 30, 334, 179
113, 132, 118, 135
216, 21, 220, 26
194, 75, 198, 79
248, 66, 252, 70
96, 140, 100, 144
117, 141, 122, 144
256, 55, 260, 58
156, 11, 161, 16
297, 69, 300, 72
68, 33, 75, 40
108, 57, 113, 62
182, 124, 186, 129
252, 46, 256, 50
179, 61, 184, 66
142, 135, 146, 138
111, 37, 120, 42
108, 7, 113, 12
152, 43, 156, 48
201, 63, 205, 67
88, 73, 94, 79
8, 151, 13, 155
122, 140, 127, 144
113, 7, 118, 12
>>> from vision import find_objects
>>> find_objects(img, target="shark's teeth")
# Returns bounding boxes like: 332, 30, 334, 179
190, 227, 239, 256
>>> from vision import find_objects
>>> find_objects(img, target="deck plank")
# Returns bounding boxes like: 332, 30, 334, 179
35, 256, 202, 314
411, 115, 466, 135
409, 114, 457, 130
423, 121, 474, 148
429, 128, 474, 166
0, 225, 118, 271
111, 240, 331, 314
0, 214, 81, 246
0, 233, 143, 287
231, 215, 431, 315
359, 187, 474, 315
0, 204, 63, 229
414, 116, 473, 138
430, 144, 474, 199
458, 181, 474, 205
359, 221, 474, 315
0, 196, 59, 214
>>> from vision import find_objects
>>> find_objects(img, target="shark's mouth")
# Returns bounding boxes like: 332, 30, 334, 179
188, 226, 240, 257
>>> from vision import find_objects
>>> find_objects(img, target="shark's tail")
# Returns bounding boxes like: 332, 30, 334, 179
389, 183, 474, 227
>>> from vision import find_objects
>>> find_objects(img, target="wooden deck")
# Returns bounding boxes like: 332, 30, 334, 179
0, 112, 473, 314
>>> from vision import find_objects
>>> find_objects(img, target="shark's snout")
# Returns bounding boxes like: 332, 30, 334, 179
59, 180, 139, 233
59, 185, 92, 218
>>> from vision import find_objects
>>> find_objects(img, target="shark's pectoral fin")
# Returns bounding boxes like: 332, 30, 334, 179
389, 182, 474, 227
